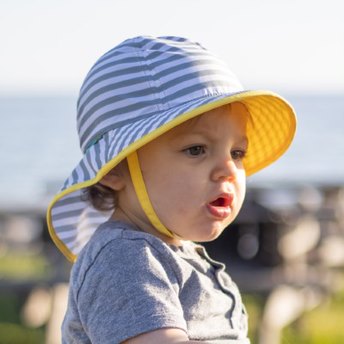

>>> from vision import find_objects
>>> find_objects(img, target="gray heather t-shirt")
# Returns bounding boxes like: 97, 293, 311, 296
62, 221, 250, 344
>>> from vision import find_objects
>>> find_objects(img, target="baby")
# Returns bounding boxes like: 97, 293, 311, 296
47, 36, 296, 343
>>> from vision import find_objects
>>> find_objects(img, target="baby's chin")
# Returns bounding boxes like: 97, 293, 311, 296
176, 226, 228, 243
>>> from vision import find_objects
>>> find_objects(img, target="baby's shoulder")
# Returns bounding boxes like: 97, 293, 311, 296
70, 221, 184, 293
75, 221, 177, 272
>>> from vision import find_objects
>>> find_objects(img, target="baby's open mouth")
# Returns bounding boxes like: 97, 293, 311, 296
209, 196, 232, 207
207, 194, 233, 219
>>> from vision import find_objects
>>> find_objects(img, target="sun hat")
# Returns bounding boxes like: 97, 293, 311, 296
47, 35, 297, 262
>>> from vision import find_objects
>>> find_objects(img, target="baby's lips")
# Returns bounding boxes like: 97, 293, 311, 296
207, 193, 234, 219
209, 193, 234, 207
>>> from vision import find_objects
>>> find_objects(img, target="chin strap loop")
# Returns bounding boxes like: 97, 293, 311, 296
127, 151, 175, 238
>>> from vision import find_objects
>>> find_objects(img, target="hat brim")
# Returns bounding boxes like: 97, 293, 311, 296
47, 89, 296, 262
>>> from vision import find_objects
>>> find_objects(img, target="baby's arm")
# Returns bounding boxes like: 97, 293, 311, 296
122, 327, 210, 343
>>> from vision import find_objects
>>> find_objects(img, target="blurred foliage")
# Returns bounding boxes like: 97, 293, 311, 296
281, 288, 344, 344
243, 287, 344, 343
0, 253, 50, 280
0, 293, 22, 323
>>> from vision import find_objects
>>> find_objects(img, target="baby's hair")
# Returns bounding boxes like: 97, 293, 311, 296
83, 183, 118, 211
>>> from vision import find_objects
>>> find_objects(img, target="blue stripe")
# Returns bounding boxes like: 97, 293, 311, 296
78, 65, 149, 107
79, 86, 159, 128
161, 81, 229, 104
79, 51, 205, 112
78, 74, 151, 114
71, 168, 79, 186
78, 54, 217, 114
78, 59, 225, 126
93, 142, 103, 168
53, 209, 83, 221
116, 116, 154, 153
54, 224, 76, 233
85, 149, 97, 175
153, 59, 218, 78
111, 125, 136, 157
160, 69, 226, 91
82, 56, 147, 89
54, 195, 84, 208
80, 101, 161, 149
79, 159, 91, 180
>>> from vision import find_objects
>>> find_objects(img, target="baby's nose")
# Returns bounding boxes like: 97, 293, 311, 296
211, 156, 239, 182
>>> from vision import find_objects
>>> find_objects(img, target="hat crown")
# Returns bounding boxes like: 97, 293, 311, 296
76, 36, 243, 152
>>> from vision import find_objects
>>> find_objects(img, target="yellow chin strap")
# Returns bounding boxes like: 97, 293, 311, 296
127, 151, 175, 238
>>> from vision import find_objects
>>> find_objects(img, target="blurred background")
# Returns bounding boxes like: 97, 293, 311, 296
0, 0, 343, 343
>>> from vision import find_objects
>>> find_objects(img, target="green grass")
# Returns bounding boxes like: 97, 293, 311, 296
0, 293, 45, 344
242, 293, 265, 340
0, 253, 49, 343
0, 323, 44, 344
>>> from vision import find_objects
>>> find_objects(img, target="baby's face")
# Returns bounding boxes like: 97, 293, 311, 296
115, 103, 248, 244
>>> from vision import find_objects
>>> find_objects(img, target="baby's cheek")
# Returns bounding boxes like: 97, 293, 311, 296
235, 190, 246, 214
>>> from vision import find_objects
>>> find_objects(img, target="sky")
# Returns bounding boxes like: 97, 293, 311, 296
0, 0, 343, 209
0, 0, 343, 96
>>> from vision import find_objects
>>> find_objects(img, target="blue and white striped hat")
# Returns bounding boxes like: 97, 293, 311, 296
47, 36, 296, 262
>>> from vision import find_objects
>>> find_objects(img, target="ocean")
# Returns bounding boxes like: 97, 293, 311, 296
0, 94, 343, 209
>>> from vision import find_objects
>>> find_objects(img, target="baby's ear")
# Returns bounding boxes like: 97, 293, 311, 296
98, 165, 126, 191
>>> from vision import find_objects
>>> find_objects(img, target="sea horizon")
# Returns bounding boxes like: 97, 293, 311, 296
1, 93, 343, 210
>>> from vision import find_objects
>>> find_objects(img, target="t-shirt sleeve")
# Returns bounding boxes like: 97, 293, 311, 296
75, 238, 187, 344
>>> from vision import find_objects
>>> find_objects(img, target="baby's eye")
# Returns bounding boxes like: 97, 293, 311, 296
231, 149, 247, 160
184, 145, 206, 157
